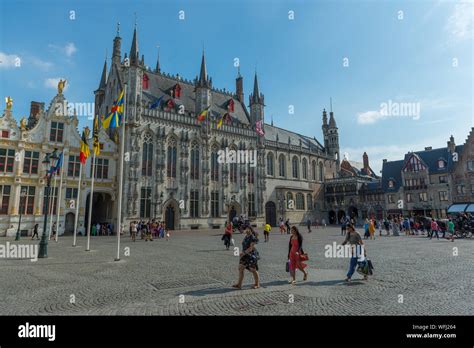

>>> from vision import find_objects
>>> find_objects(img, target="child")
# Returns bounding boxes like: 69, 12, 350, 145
264, 223, 271, 242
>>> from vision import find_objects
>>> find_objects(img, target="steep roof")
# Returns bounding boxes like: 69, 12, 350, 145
141, 70, 250, 124
381, 159, 404, 192
263, 123, 324, 152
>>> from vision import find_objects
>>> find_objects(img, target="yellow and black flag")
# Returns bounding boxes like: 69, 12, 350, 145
93, 115, 101, 156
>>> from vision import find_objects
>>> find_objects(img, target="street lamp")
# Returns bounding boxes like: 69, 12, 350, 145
15, 189, 27, 241
38, 149, 59, 259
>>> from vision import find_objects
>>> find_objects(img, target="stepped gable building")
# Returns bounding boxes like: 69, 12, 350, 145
449, 129, 474, 214
381, 135, 466, 219
0, 90, 117, 237
94, 24, 340, 229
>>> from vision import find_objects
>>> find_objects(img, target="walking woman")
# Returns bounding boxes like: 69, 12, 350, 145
130, 221, 137, 242
232, 227, 260, 289
223, 221, 233, 250
288, 226, 308, 285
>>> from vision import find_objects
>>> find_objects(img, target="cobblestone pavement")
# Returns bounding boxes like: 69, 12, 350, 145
0, 227, 472, 315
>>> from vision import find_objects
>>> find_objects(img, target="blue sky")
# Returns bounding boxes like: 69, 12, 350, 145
1, 0, 472, 173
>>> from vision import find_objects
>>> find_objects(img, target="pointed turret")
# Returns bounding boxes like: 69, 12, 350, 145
249, 72, 264, 126
249, 72, 264, 105
197, 51, 210, 88
155, 50, 161, 73
235, 67, 243, 102
98, 59, 107, 90
129, 25, 139, 66
322, 109, 328, 126
195, 50, 211, 112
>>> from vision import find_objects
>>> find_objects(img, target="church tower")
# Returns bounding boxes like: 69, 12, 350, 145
322, 106, 340, 165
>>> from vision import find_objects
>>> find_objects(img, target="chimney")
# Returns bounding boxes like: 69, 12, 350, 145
383, 159, 387, 163
424, 146, 432, 151
29, 101, 44, 118
447, 135, 456, 153
363, 152, 369, 170
236, 74, 244, 103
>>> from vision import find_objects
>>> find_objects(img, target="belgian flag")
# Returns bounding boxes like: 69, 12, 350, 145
80, 127, 91, 164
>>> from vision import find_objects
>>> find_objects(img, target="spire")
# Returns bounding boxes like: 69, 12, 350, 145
98, 58, 107, 90
198, 51, 207, 84
329, 99, 337, 128
253, 72, 259, 101
235, 67, 244, 102
155, 46, 161, 73
250, 71, 263, 105
271, 114, 274, 126
129, 24, 139, 66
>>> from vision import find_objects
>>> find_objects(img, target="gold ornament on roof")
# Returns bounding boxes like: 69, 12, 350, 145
5, 96, 13, 110
58, 79, 67, 94
20, 117, 27, 130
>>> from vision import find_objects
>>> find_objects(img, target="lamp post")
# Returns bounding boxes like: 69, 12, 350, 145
15, 189, 27, 241
38, 149, 59, 259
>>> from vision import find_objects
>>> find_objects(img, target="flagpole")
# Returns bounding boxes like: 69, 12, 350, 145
86, 151, 97, 251
115, 83, 126, 261
48, 174, 57, 240
55, 155, 65, 243
72, 163, 83, 247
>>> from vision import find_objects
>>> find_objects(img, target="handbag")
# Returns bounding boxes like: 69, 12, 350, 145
299, 253, 309, 261
285, 260, 290, 272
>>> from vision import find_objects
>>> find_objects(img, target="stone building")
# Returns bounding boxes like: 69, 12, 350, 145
93, 24, 339, 229
381, 135, 466, 219
0, 92, 117, 237
324, 152, 381, 224
448, 128, 474, 214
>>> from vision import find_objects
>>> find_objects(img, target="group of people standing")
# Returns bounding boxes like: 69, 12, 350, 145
129, 220, 168, 242
91, 222, 113, 237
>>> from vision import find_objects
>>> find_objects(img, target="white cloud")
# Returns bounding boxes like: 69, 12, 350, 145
0, 52, 21, 69
356, 110, 384, 125
445, 2, 474, 41
30, 57, 53, 70
44, 78, 68, 91
48, 42, 77, 57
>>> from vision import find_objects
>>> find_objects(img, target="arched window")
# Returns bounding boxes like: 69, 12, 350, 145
307, 194, 312, 211
312, 161, 317, 181
292, 156, 299, 179
279, 154, 286, 177
190, 142, 200, 180
267, 153, 274, 176
230, 147, 237, 183
142, 133, 153, 177
319, 162, 324, 182
167, 138, 177, 178
211, 147, 219, 182
296, 193, 305, 210
302, 158, 308, 180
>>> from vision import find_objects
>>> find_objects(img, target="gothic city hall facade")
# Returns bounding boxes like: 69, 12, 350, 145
0, 25, 340, 235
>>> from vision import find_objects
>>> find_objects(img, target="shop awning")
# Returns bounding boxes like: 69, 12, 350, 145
465, 204, 474, 213
447, 204, 468, 213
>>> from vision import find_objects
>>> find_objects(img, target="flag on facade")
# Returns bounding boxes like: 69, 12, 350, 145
256, 120, 265, 136
150, 95, 164, 109
93, 115, 101, 156
79, 127, 91, 164
197, 106, 210, 122
102, 89, 124, 129
217, 116, 223, 129
53, 152, 63, 174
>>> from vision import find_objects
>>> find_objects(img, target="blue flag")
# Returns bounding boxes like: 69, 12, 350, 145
52, 152, 63, 174
150, 95, 164, 110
